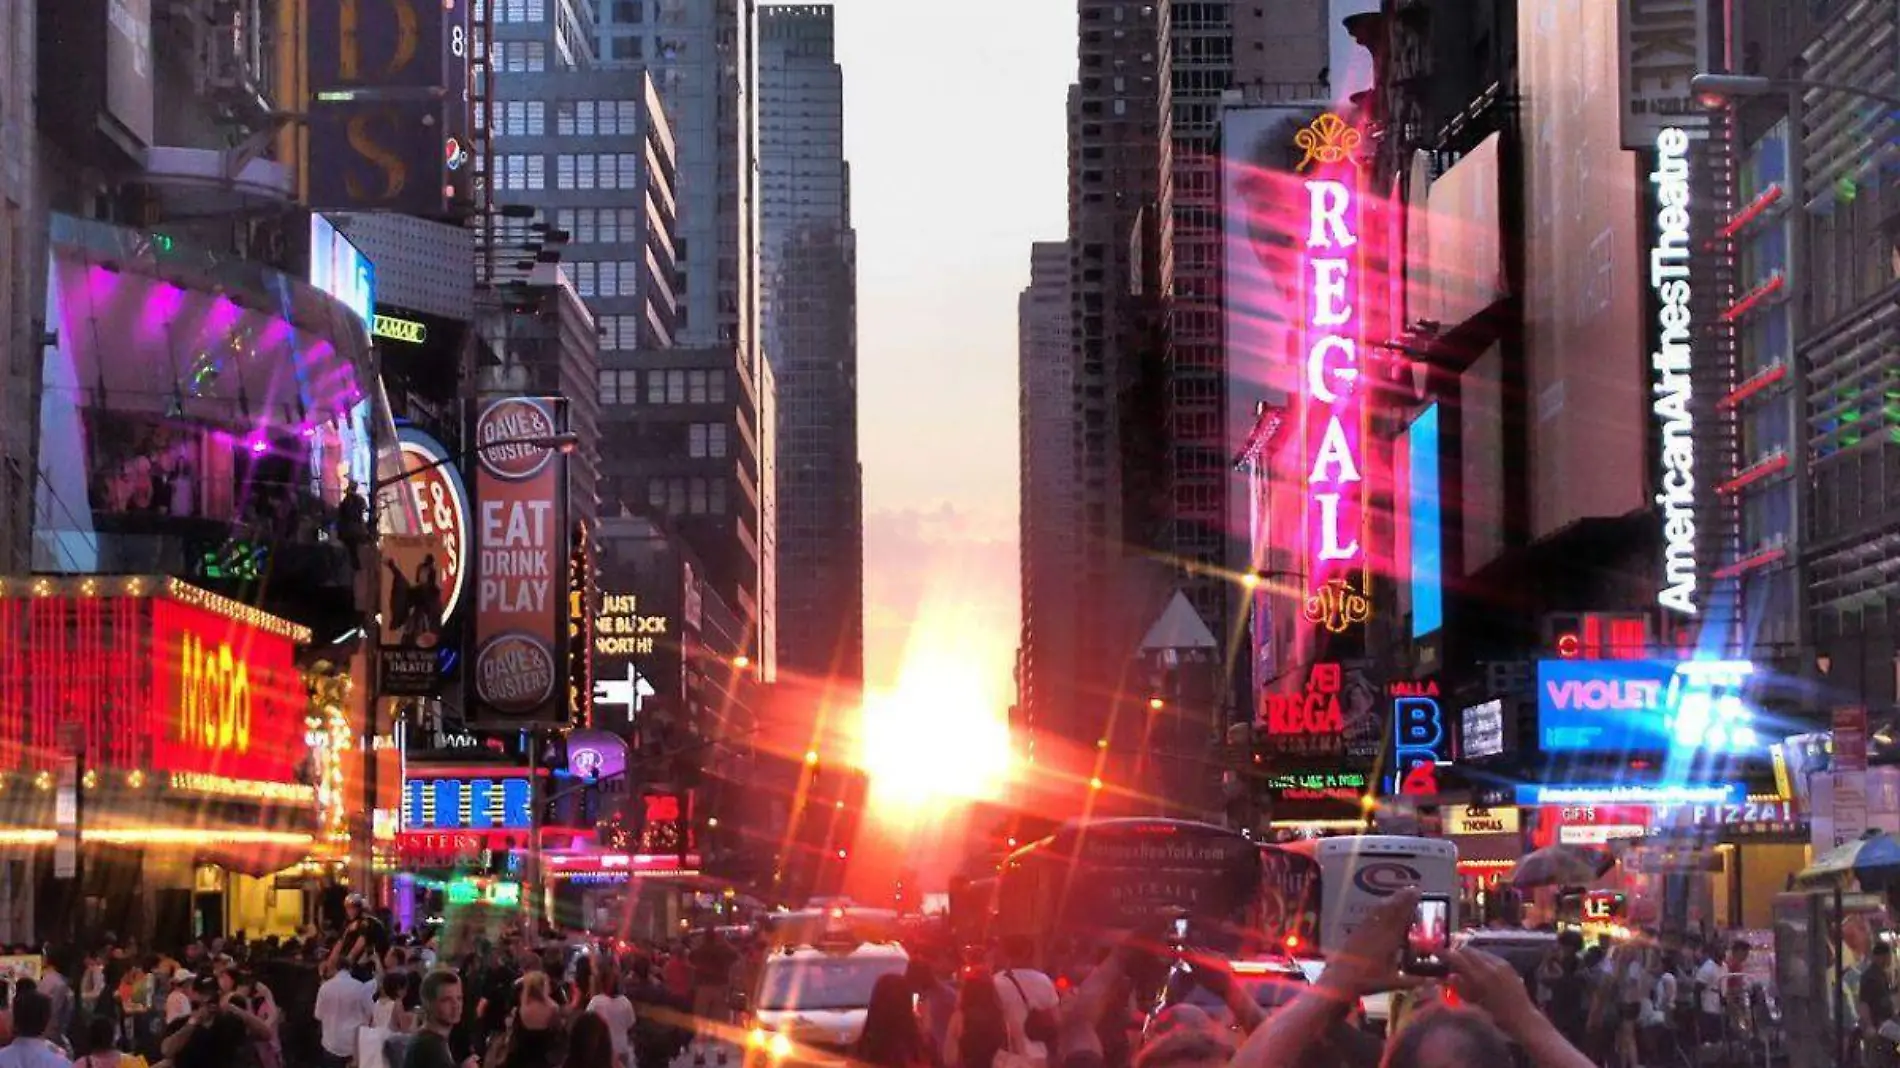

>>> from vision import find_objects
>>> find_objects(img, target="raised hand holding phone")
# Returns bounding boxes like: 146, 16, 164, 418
1402, 893, 1452, 978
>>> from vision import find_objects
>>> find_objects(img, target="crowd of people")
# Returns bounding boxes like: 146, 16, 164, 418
0, 889, 1867, 1068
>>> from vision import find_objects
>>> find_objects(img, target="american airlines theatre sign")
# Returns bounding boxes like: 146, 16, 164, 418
1650, 127, 1697, 617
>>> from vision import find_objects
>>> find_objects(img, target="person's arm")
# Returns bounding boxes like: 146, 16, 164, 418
1447, 949, 1595, 1068
229, 1004, 276, 1042
160, 1013, 205, 1059
1054, 947, 1129, 1064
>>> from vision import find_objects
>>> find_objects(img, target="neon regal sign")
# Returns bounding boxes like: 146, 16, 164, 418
1296, 114, 1371, 633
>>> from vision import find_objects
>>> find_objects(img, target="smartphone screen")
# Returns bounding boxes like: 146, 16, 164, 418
1404, 894, 1451, 976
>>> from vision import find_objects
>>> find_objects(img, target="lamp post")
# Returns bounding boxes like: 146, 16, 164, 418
357, 431, 580, 906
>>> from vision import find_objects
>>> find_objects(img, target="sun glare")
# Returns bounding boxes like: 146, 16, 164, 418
857, 623, 1014, 820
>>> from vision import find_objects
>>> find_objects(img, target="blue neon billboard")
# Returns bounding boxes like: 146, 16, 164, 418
404, 776, 533, 830
1537, 658, 1760, 754
1408, 405, 1443, 639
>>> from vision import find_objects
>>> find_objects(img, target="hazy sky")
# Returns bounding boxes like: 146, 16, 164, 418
829, 0, 1075, 696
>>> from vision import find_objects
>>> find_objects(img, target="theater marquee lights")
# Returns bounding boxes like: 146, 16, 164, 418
1295, 113, 1371, 634
1651, 127, 1697, 616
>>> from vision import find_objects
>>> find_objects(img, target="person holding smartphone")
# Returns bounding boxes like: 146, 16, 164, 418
1230, 888, 1597, 1068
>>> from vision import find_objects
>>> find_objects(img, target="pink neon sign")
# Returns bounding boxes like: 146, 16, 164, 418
1296, 114, 1370, 634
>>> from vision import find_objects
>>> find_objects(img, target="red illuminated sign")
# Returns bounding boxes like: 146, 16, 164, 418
151, 597, 305, 783
398, 831, 486, 865
0, 581, 307, 783
1296, 114, 1372, 635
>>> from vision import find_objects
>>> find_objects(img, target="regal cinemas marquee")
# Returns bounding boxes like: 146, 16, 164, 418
0, 576, 320, 875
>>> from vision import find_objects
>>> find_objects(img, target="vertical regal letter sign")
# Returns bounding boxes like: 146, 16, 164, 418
1296, 114, 1371, 634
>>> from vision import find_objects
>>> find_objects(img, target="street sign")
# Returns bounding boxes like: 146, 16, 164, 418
593, 665, 656, 720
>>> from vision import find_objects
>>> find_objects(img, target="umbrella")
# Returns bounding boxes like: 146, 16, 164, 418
1796, 832, 1900, 891
1512, 844, 1617, 889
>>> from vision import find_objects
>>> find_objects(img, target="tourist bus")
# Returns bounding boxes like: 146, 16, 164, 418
988, 818, 1264, 961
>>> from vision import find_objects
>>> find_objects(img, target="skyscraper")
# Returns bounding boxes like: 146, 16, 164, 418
1166, 0, 1326, 644
593, 0, 774, 670
1050, 0, 1172, 760
1017, 242, 1076, 762
758, 4, 862, 692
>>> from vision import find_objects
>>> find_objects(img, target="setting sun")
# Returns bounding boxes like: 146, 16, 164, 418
856, 617, 1015, 820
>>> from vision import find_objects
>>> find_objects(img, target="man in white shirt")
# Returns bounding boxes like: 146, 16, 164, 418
992, 936, 1060, 1064
163, 965, 194, 1025
315, 961, 376, 1068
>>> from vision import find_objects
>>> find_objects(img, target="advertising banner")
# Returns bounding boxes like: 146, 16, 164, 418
1390, 681, 1450, 795
308, 216, 376, 326
380, 534, 446, 697
1446, 805, 1521, 836
1461, 698, 1506, 758
150, 597, 307, 784
1266, 771, 1367, 822
304, 0, 469, 212
1258, 661, 1382, 762
1536, 658, 1759, 754
1834, 706, 1869, 771
382, 428, 472, 620
1618, 0, 1711, 148
472, 397, 569, 725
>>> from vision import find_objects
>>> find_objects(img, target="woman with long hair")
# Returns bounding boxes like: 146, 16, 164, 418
503, 970, 565, 1068
943, 974, 1010, 1068
857, 974, 930, 1068
568, 1011, 620, 1068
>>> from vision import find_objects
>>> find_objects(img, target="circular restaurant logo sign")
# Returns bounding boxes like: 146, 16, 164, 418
476, 398, 559, 481
1351, 861, 1421, 897
395, 430, 471, 621
474, 633, 557, 714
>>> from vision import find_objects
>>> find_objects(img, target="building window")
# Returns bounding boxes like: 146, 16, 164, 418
708, 372, 726, 404
573, 261, 596, 297
708, 422, 727, 458
668, 478, 686, 514
613, 36, 643, 61
576, 101, 596, 137
688, 479, 708, 514
556, 101, 576, 136
557, 154, 576, 190
648, 478, 666, 510
617, 101, 639, 133
526, 154, 545, 190
618, 261, 639, 297
613, 0, 643, 22
526, 100, 545, 135
710, 478, 727, 514
597, 210, 619, 243
598, 262, 619, 296
689, 423, 708, 458
577, 153, 596, 190
525, 0, 544, 19
688, 370, 709, 403
646, 370, 666, 404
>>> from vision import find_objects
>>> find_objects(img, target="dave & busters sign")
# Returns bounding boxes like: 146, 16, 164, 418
472, 397, 570, 725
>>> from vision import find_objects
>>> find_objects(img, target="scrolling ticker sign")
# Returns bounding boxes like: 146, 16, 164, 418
304, 0, 474, 214
471, 398, 570, 726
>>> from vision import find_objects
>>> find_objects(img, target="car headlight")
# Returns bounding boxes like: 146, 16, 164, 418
749, 1029, 770, 1049
768, 1033, 794, 1060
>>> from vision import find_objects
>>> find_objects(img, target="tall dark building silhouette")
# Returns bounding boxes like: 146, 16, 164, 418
759, 4, 863, 693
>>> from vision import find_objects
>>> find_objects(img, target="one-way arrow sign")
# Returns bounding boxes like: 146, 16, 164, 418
593, 665, 657, 718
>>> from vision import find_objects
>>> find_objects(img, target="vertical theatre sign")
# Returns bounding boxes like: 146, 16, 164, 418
1650, 128, 1697, 617
472, 398, 569, 724
1295, 114, 1371, 634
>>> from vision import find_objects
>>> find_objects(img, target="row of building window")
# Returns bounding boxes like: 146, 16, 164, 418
493, 0, 548, 23
558, 100, 645, 138
648, 477, 728, 517
496, 41, 547, 73
554, 153, 645, 191
555, 208, 648, 246
598, 368, 729, 406
569, 260, 643, 299
597, 315, 650, 351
